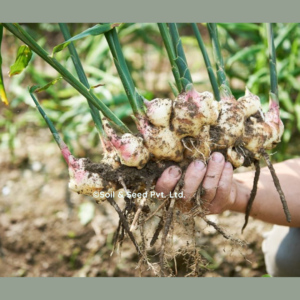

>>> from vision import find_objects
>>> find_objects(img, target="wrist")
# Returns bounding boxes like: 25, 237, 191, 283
229, 176, 251, 214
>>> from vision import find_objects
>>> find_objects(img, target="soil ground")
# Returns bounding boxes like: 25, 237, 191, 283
0, 127, 272, 277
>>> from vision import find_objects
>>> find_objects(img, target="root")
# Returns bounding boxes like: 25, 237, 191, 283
136, 222, 148, 275
106, 197, 143, 257
188, 185, 203, 218
130, 197, 146, 231
119, 176, 129, 195
191, 140, 206, 161
142, 198, 169, 224
140, 222, 146, 252
201, 214, 231, 240
112, 219, 122, 254
108, 197, 160, 276
202, 214, 247, 247
237, 145, 246, 157
242, 159, 260, 233
182, 139, 193, 152
159, 172, 185, 277
119, 224, 125, 248
261, 149, 291, 223
150, 217, 164, 247
159, 198, 176, 276
124, 196, 136, 215
184, 249, 202, 277
184, 218, 201, 277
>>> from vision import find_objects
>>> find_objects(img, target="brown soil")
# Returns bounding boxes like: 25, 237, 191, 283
84, 157, 176, 191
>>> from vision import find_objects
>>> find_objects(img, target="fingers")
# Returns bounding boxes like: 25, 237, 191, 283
175, 160, 207, 213
182, 160, 207, 200
155, 152, 234, 216
155, 166, 182, 198
209, 162, 234, 214
202, 152, 225, 206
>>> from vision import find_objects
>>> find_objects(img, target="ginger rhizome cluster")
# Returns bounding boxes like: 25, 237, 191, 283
66, 86, 283, 201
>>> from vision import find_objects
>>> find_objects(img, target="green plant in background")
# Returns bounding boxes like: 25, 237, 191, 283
0, 23, 298, 276
0, 23, 294, 218
215, 23, 300, 161
262, 273, 272, 277
191, 23, 220, 100
2, 23, 299, 162
0, 23, 157, 159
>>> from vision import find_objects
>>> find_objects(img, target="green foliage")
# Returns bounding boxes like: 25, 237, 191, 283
266, 24, 279, 97
52, 23, 119, 55
9, 45, 32, 77
168, 23, 193, 90
207, 23, 232, 97
2, 23, 130, 134
34, 77, 63, 93
191, 23, 220, 100
158, 23, 182, 94
1, 23, 300, 163
213, 23, 300, 161
0, 24, 8, 105
59, 23, 105, 138
104, 26, 145, 116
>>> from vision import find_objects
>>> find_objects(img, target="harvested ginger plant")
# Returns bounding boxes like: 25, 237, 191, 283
1, 22, 291, 277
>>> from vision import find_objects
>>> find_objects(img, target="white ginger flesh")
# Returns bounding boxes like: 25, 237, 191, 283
100, 138, 121, 169
226, 147, 245, 168
238, 87, 263, 118
134, 87, 282, 167
211, 90, 262, 151
208, 88, 263, 167
137, 116, 184, 162
136, 87, 219, 162
243, 98, 284, 160
172, 88, 219, 138
113, 133, 150, 168
145, 98, 172, 127
103, 119, 150, 169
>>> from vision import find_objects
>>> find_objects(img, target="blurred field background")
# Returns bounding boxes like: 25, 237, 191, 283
0, 23, 299, 277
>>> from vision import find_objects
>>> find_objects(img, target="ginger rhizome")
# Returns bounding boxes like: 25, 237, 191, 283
67, 86, 283, 201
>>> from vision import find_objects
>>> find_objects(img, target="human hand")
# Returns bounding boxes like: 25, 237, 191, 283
155, 152, 237, 214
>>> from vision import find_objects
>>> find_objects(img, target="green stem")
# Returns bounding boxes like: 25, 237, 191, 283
0, 24, 8, 105
29, 89, 66, 150
157, 23, 182, 93
207, 23, 232, 97
168, 23, 193, 90
266, 23, 278, 98
191, 23, 220, 101
104, 27, 145, 116
3, 23, 130, 133
111, 29, 136, 92
59, 23, 105, 137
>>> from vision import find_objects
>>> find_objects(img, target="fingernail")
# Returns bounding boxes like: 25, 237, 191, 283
169, 166, 182, 178
212, 152, 224, 163
194, 160, 206, 170
225, 162, 232, 169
